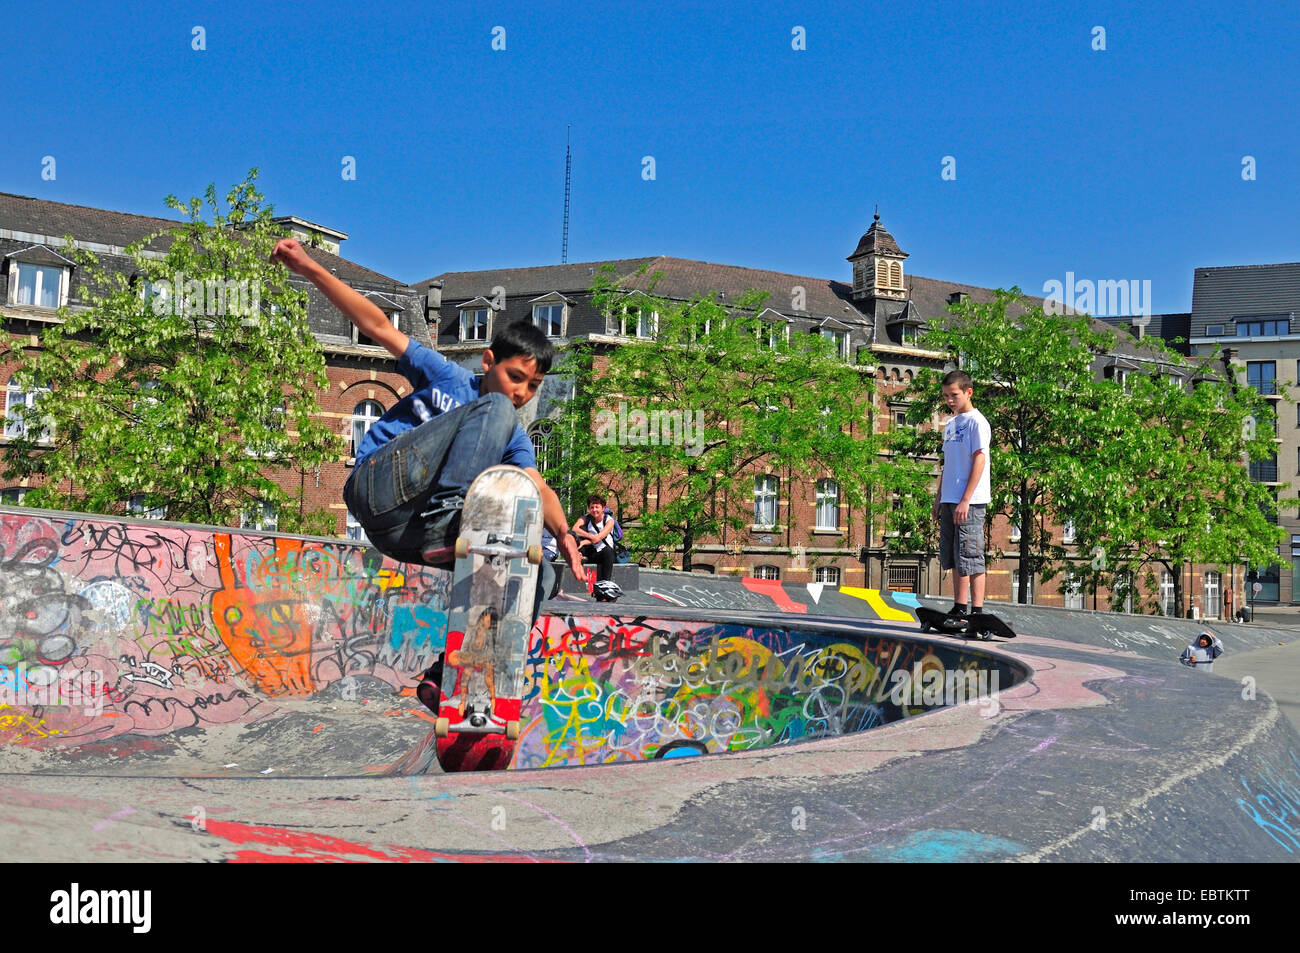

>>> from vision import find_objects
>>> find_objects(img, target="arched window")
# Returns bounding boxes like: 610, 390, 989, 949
528, 420, 555, 473
890, 261, 902, 288
351, 400, 384, 458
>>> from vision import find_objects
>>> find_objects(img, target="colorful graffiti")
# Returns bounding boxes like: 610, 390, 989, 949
0, 509, 448, 753
512, 613, 1019, 769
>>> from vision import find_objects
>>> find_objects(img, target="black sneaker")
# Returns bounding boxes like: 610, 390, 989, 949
415, 655, 444, 713
418, 505, 463, 566
941, 606, 969, 630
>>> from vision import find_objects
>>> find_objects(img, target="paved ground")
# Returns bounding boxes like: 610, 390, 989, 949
1211, 605, 1300, 734
5, 508, 1298, 863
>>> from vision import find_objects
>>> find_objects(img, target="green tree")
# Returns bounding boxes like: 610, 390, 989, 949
1069, 359, 1285, 616
2, 172, 341, 533
905, 289, 1119, 603
548, 267, 885, 571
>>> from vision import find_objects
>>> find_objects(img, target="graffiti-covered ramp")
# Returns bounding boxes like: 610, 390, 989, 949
1, 505, 1029, 777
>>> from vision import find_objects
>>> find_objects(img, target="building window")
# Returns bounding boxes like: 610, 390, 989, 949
354, 310, 400, 347
1112, 570, 1134, 613
346, 508, 369, 544
9, 262, 64, 309
814, 566, 841, 585
1236, 317, 1289, 337
1203, 571, 1221, 619
889, 261, 902, 288
246, 402, 286, 459
820, 329, 849, 359
757, 320, 787, 350
350, 400, 384, 459
460, 308, 489, 341
3, 380, 53, 443
752, 564, 780, 580
528, 420, 555, 473
533, 303, 564, 337
888, 564, 920, 593
1009, 508, 1022, 543
127, 494, 165, 520
621, 306, 657, 338
241, 500, 278, 533
753, 475, 778, 529
1103, 365, 1130, 389
1249, 453, 1278, 483
1064, 568, 1084, 611
1205, 324, 1224, 336
1012, 568, 1034, 604
1247, 361, 1277, 396
0, 487, 29, 506
1063, 520, 1076, 544
815, 479, 839, 530
1159, 570, 1175, 616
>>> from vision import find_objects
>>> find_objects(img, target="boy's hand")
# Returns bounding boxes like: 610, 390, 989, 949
560, 533, 585, 581
955, 501, 971, 524
269, 238, 317, 278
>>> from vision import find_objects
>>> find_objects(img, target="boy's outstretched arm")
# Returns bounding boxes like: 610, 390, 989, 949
270, 238, 410, 360
526, 468, 586, 582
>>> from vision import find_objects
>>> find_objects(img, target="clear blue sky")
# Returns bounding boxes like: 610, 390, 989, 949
6, 0, 1299, 314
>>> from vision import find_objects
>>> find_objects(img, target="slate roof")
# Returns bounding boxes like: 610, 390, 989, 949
1191, 262, 1300, 337
0, 191, 407, 290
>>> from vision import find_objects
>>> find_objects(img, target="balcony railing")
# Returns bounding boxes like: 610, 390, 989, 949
1249, 459, 1279, 482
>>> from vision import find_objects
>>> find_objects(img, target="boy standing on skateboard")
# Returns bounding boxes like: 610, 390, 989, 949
931, 370, 991, 626
268, 239, 585, 594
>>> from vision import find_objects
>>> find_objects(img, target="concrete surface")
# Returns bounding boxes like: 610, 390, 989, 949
3, 504, 1298, 862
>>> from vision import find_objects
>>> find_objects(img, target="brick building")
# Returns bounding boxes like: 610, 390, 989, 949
2, 192, 1252, 616
0, 191, 429, 537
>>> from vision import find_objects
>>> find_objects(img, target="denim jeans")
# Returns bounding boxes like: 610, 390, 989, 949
344, 392, 520, 565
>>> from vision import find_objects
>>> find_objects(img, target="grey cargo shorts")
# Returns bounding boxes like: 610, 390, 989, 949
939, 503, 986, 576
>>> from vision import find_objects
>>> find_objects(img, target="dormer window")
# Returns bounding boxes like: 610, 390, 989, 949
354, 294, 401, 347
612, 295, 658, 338
530, 293, 568, 337
460, 306, 490, 341
5, 246, 73, 310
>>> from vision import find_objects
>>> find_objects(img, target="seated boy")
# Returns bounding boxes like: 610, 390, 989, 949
269, 238, 584, 595
571, 493, 616, 582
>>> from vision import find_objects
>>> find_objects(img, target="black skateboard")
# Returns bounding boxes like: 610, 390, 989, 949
917, 605, 1016, 641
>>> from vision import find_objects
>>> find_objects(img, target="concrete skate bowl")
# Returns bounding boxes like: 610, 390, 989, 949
0, 506, 1027, 777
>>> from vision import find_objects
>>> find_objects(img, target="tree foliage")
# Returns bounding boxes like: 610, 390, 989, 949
1067, 355, 1285, 615
905, 289, 1118, 602
2, 172, 341, 533
905, 288, 1285, 615
547, 267, 886, 570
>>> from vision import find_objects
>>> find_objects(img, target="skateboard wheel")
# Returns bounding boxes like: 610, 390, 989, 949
977, 630, 993, 641
506, 720, 520, 740
527, 545, 542, 565
454, 537, 470, 560
435, 717, 450, 737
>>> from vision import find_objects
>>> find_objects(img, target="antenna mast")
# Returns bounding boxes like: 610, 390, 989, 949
561, 125, 571, 264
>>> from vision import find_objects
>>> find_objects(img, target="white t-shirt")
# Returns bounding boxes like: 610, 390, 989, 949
940, 409, 991, 505
582, 514, 612, 551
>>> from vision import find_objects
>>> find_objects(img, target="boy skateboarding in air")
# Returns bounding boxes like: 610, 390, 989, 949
270, 239, 585, 717
931, 369, 991, 627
